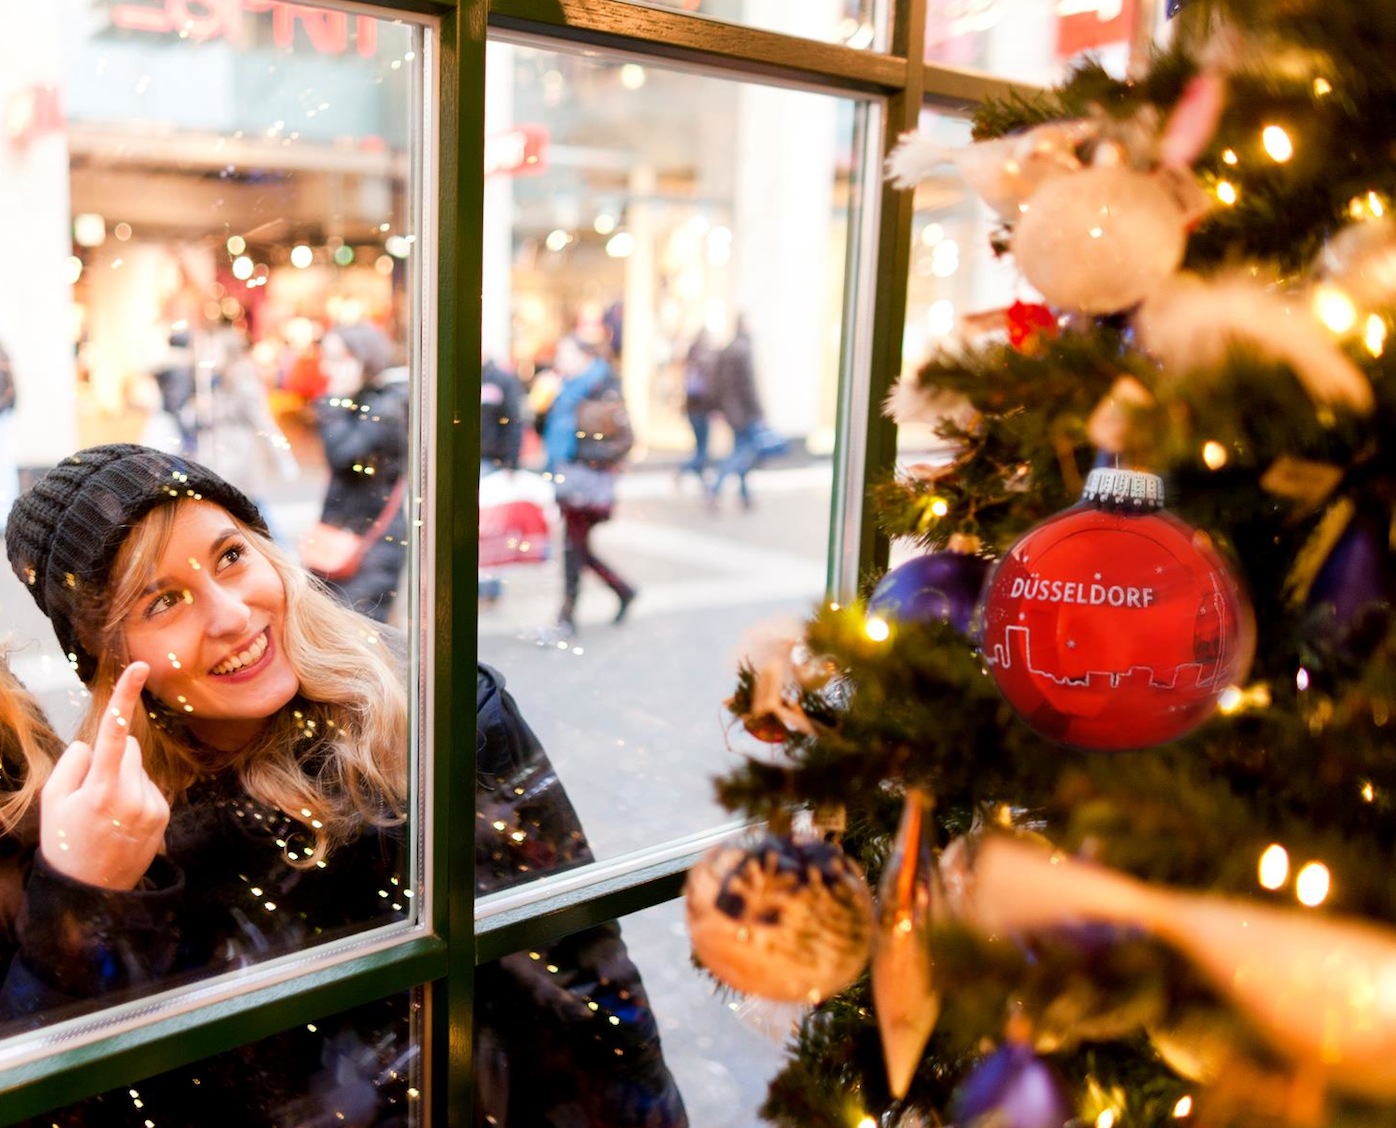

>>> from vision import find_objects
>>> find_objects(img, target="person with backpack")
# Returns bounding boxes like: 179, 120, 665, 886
542, 335, 637, 636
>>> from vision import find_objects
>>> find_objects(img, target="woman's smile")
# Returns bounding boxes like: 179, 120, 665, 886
211, 628, 271, 677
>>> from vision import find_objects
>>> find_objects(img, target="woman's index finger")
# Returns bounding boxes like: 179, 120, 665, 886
89, 662, 150, 779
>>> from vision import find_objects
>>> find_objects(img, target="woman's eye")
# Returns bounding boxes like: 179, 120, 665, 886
217, 542, 248, 570
144, 590, 186, 618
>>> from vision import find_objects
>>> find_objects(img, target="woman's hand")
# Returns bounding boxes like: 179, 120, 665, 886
39, 662, 170, 891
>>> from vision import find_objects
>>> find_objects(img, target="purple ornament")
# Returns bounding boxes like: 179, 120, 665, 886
867, 551, 991, 635
1306, 514, 1390, 660
953, 1044, 1072, 1128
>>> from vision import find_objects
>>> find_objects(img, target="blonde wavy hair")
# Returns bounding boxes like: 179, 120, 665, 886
76, 501, 409, 866
0, 651, 61, 835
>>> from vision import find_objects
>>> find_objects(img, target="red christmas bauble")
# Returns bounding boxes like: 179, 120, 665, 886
978, 468, 1254, 751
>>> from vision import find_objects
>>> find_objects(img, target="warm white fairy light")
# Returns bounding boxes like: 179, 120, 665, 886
1173, 1095, 1194, 1117
864, 615, 891, 642
1313, 284, 1358, 333
1296, 861, 1331, 906
1221, 148, 1238, 165
1216, 180, 1238, 205
1258, 843, 1290, 890
1362, 780, 1376, 802
1096, 1109, 1117, 1128
1313, 76, 1333, 97
929, 496, 949, 518
1262, 125, 1294, 162
1364, 314, 1386, 356
1202, 441, 1228, 469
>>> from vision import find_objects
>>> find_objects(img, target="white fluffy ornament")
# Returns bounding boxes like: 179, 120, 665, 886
1010, 165, 1188, 313
685, 830, 873, 1003
884, 120, 1092, 217
1136, 272, 1375, 415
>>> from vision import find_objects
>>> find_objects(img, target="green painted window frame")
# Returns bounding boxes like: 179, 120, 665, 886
0, 2, 1036, 1122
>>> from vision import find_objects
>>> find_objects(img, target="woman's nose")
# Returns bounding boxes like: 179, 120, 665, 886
200, 582, 253, 637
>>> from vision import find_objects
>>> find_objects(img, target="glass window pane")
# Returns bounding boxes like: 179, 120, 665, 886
479, 900, 786, 1126
15, 990, 422, 1126
925, 0, 1165, 83
479, 40, 866, 859
627, 0, 884, 51
0, 0, 427, 1051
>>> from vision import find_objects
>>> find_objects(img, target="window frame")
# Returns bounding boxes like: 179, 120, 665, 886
0, 1, 1040, 1121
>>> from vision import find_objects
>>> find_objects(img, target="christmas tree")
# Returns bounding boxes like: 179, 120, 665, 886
684, 2, 1396, 1125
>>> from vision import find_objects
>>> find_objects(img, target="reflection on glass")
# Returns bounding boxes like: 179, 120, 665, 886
627, 0, 883, 50
482, 897, 791, 1127
0, 0, 422, 1057
18, 990, 422, 1127
895, 111, 1020, 465
925, 0, 1160, 83
478, 40, 858, 859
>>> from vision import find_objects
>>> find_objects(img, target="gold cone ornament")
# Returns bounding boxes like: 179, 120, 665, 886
871, 788, 941, 1099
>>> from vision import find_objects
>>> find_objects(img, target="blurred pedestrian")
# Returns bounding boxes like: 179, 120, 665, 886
676, 328, 717, 488
543, 335, 636, 635
150, 329, 199, 455
311, 322, 410, 622
707, 315, 764, 510
480, 355, 525, 475
201, 327, 299, 539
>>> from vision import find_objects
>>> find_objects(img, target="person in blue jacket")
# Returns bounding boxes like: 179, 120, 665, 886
541, 335, 637, 634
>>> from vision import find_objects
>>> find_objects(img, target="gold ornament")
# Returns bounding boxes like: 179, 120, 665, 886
871, 788, 941, 1099
685, 831, 873, 1004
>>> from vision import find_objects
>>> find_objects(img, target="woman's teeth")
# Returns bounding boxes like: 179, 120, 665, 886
212, 632, 268, 675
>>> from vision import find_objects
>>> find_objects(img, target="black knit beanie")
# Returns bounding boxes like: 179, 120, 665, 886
5, 444, 269, 685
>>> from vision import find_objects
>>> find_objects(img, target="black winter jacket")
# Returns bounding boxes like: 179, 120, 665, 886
3, 770, 412, 1126
474, 664, 688, 1127
313, 374, 411, 620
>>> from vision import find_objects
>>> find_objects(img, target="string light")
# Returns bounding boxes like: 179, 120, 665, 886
1202, 441, 1228, 469
1313, 284, 1358, 333
1173, 1095, 1194, 1117
1258, 843, 1290, 890
1221, 148, 1238, 165
1364, 314, 1386, 356
864, 615, 891, 642
1313, 76, 1332, 96
1216, 180, 1238, 205
1262, 125, 1294, 162
1296, 861, 1331, 906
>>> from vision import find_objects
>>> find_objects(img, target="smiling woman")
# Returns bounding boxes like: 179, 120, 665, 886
0, 443, 413, 1118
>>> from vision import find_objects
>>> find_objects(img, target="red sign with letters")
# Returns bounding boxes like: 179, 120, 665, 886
107, 1, 379, 57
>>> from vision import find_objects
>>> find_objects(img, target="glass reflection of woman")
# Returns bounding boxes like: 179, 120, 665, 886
3, 444, 413, 1123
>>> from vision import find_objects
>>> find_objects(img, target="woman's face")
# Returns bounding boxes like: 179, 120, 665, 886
120, 501, 300, 752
